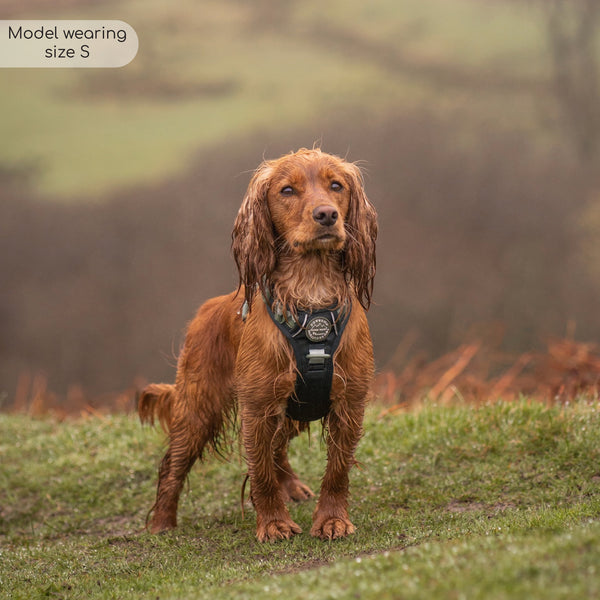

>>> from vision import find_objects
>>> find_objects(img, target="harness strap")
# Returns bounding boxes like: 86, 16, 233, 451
264, 297, 351, 422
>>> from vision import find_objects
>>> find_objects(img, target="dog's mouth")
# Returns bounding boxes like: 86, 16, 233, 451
316, 233, 338, 242
291, 231, 345, 253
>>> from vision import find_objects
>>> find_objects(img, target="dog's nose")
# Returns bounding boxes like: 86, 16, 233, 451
312, 205, 338, 227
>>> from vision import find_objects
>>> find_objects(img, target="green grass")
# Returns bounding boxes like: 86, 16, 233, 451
1, 400, 600, 599
0, 0, 551, 199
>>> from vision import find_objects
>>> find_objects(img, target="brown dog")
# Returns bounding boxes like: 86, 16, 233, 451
138, 148, 377, 542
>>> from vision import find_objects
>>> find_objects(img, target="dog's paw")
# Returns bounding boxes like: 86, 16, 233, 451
148, 515, 177, 534
257, 518, 302, 543
310, 516, 356, 540
281, 478, 315, 503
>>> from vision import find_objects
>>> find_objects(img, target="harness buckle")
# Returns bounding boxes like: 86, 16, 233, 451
306, 347, 331, 369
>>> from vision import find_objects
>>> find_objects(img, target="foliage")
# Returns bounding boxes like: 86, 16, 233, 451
2, 0, 600, 400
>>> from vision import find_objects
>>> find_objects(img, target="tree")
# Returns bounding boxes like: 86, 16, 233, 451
543, 0, 600, 161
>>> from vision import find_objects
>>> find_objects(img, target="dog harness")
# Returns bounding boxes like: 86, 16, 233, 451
263, 296, 351, 422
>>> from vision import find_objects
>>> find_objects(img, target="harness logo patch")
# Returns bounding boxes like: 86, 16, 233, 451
305, 316, 332, 342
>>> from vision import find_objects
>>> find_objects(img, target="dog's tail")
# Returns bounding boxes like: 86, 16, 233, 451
138, 383, 175, 433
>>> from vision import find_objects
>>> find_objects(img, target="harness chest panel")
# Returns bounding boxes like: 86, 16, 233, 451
265, 300, 351, 422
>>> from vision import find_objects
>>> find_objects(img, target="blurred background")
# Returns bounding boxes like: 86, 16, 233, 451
1, 0, 600, 409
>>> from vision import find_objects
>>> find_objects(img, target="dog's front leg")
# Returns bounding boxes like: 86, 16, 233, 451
241, 409, 302, 542
311, 405, 365, 540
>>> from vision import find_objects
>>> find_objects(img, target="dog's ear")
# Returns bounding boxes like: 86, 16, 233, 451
342, 162, 378, 310
232, 160, 276, 308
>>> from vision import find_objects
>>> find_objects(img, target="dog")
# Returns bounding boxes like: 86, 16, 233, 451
138, 148, 377, 542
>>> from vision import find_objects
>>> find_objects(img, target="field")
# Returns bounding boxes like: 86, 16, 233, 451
0, 0, 549, 199
2, 400, 600, 599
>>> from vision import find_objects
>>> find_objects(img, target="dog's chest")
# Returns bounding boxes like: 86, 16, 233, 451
265, 300, 351, 422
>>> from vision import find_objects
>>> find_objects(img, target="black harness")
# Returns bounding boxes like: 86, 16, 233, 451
264, 297, 351, 422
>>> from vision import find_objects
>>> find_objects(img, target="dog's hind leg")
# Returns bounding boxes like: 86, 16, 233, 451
148, 385, 231, 533
148, 440, 195, 532
144, 292, 242, 533
273, 420, 314, 503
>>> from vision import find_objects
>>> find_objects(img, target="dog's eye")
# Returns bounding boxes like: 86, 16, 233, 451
280, 185, 294, 196
330, 181, 343, 192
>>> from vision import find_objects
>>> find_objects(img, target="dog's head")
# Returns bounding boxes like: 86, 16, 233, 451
232, 148, 377, 309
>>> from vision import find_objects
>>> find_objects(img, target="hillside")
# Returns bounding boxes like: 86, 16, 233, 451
1, 0, 549, 199
2, 0, 600, 411
1, 401, 600, 599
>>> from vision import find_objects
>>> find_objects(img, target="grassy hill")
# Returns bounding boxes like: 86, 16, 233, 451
0, 0, 548, 199
2, 400, 600, 599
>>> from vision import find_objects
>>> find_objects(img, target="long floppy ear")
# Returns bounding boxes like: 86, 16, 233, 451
342, 161, 378, 310
231, 160, 276, 308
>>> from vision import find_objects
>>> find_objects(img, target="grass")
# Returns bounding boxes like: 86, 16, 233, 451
1, 399, 600, 598
0, 0, 551, 199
